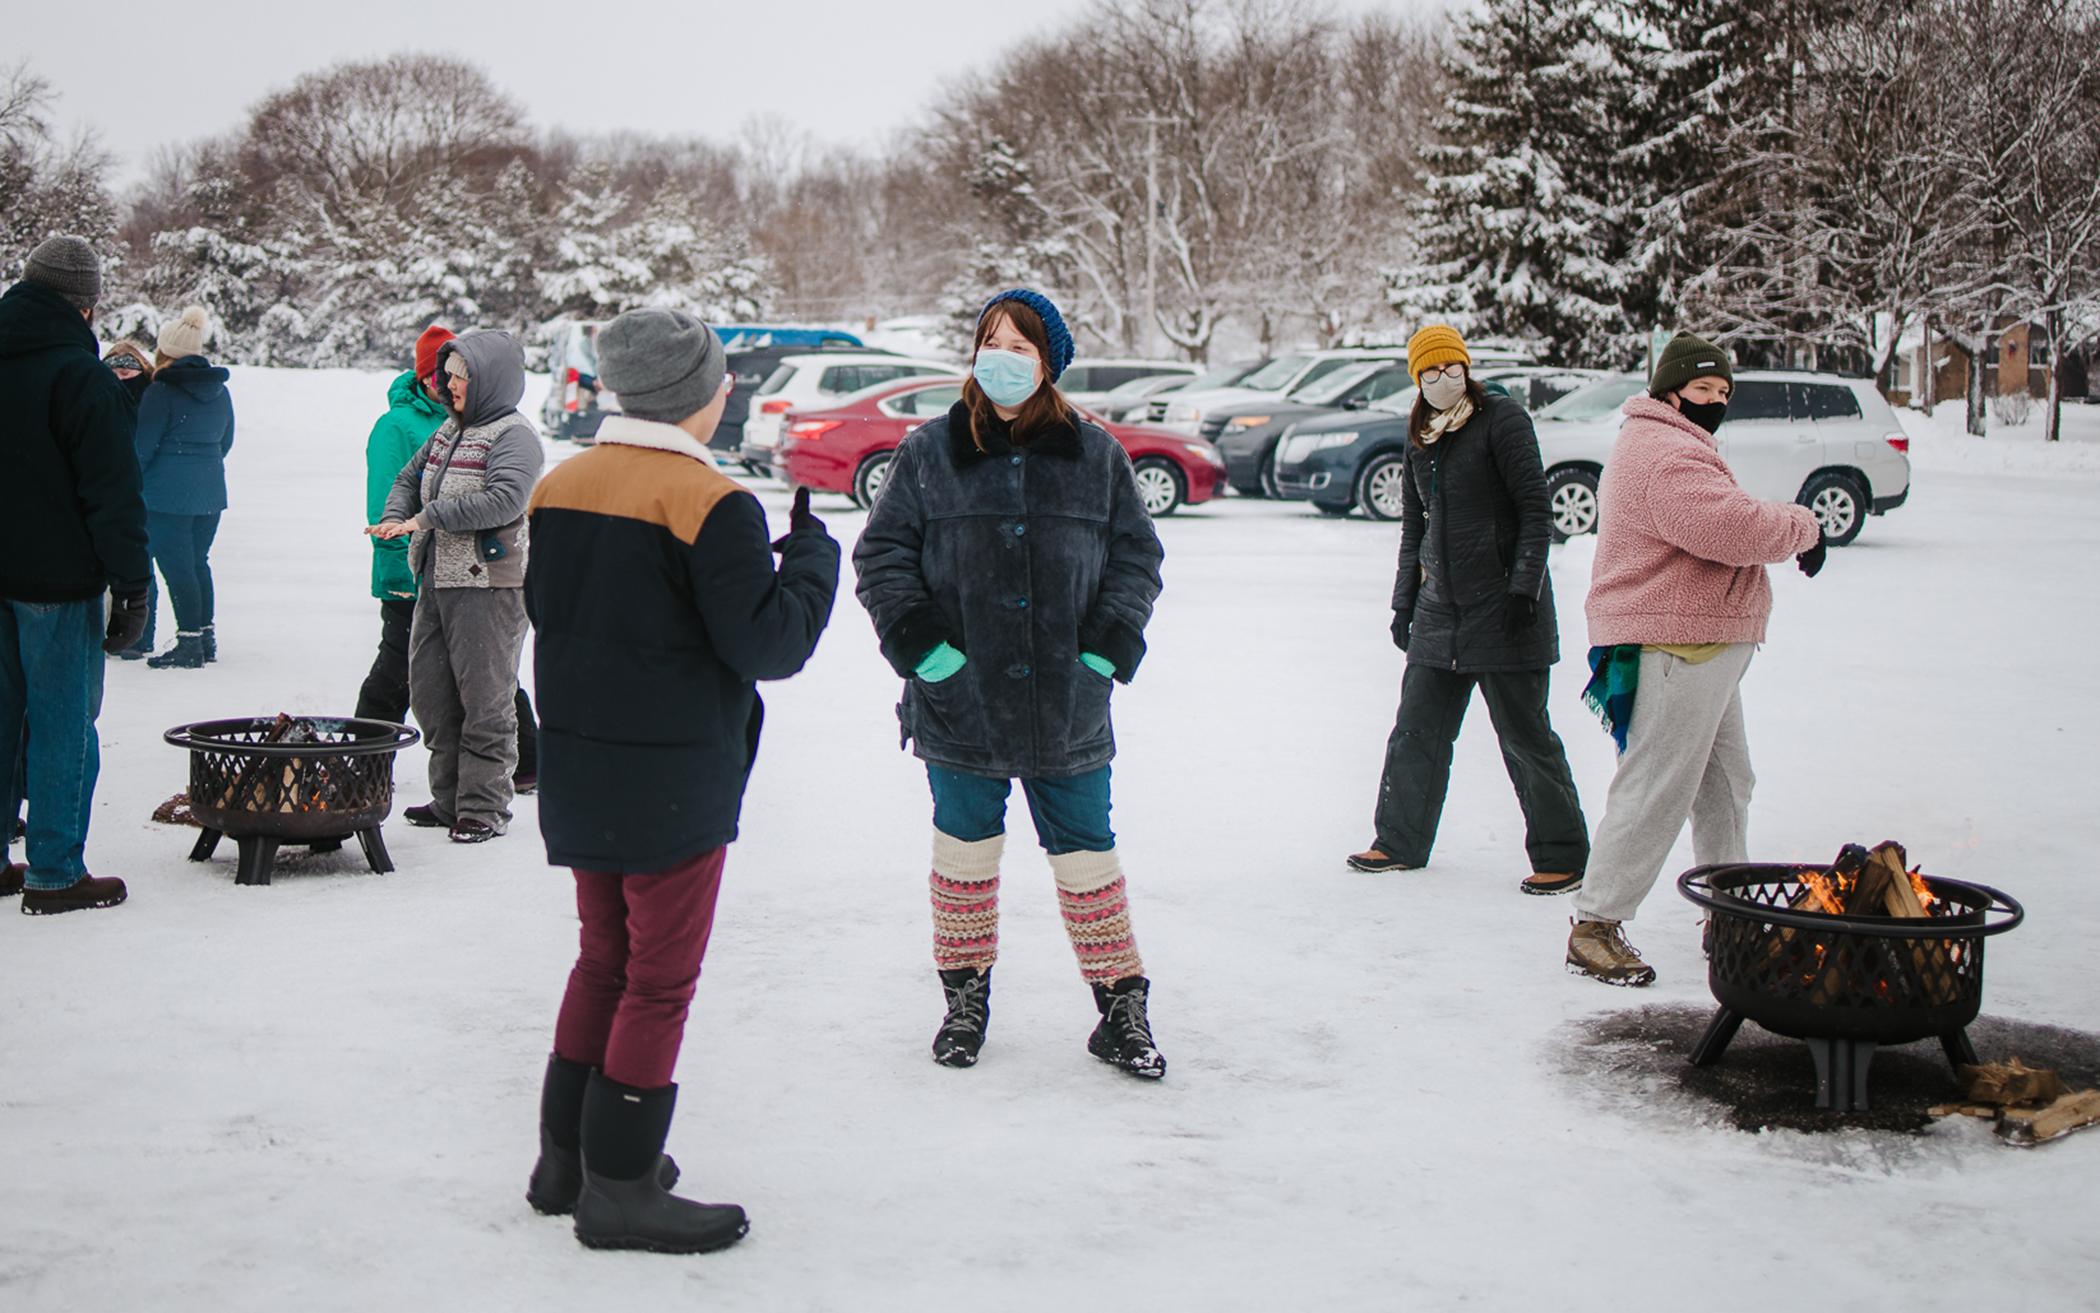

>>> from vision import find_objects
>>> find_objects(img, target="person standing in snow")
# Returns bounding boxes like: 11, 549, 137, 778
0, 235, 150, 913
131, 306, 234, 670
1564, 333, 1826, 986
522, 307, 837, 1254
354, 325, 542, 792
101, 340, 156, 659
1347, 324, 1589, 894
853, 288, 1170, 1079
370, 330, 542, 843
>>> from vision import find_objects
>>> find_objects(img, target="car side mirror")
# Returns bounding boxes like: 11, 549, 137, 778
1343, 397, 1368, 410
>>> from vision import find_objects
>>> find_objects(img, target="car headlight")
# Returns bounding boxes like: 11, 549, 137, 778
1279, 431, 1359, 465
1226, 415, 1273, 430
1167, 405, 1201, 424
1183, 442, 1225, 468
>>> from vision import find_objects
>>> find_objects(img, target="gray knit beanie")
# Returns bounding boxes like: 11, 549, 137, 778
23, 235, 103, 308
596, 308, 726, 423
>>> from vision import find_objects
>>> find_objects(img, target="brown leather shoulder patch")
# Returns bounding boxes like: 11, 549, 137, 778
528, 445, 741, 542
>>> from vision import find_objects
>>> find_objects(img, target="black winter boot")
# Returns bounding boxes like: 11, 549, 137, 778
201, 625, 216, 664
932, 967, 992, 1069
1088, 976, 1166, 1080
526, 1054, 679, 1216
573, 1075, 747, 1254
146, 632, 207, 669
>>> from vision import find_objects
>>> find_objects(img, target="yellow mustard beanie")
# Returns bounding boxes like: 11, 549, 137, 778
1407, 324, 1470, 383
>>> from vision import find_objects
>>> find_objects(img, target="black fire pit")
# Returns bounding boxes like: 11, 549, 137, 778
164, 717, 420, 886
1677, 863, 2023, 1112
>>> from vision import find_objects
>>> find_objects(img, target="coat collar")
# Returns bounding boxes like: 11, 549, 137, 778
594, 414, 721, 467
1622, 395, 1718, 450
944, 399, 1084, 466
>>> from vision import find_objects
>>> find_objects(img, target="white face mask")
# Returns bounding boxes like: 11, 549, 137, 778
1422, 374, 1468, 411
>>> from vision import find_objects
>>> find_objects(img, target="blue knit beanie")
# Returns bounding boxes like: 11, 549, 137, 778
977, 288, 1074, 382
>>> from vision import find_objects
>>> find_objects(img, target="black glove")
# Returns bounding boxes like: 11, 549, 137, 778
1390, 609, 1412, 652
1797, 532, 1827, 578
772, 487, 825, 552
1503, 592, 1538, 637
103, 590, 149, 654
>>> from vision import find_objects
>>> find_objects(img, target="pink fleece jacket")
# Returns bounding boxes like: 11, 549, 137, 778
1585, 396, 1821, 646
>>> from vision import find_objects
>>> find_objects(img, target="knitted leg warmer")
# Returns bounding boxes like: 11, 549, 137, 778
930, 829, 1003, 973
1050, 848, 1144, 984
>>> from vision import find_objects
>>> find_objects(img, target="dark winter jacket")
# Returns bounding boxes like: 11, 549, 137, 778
1392, 392, 1559, 673
366, 371, 447, 600
135, 355, 235, 516
384, 332, 540, 589
0, 280, 150, 603
854, 401, 1164, 780
527, 415, 840, 873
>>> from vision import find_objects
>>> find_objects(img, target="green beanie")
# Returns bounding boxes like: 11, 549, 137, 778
1649, 332, 1733, 398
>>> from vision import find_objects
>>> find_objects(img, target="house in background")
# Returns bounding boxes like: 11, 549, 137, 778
1885, 319, 2093, 409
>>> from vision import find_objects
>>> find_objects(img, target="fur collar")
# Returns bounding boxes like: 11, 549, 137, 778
943, 399, 1084, 465
593, 414, 722, 466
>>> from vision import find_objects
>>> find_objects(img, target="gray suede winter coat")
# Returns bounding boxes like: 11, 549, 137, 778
854, 401, 1164, 779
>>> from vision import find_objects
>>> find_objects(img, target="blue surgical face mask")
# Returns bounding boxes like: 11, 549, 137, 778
973, 348, 1041, 408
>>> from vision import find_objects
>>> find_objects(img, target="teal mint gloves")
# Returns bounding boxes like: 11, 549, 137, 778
916, 642, 967, 683
1079, 652, 1115, 679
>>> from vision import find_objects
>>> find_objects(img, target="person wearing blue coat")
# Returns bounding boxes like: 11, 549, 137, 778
133, 306, 233, 670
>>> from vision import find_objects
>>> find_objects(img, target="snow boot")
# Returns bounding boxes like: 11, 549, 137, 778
403, 803, 448, 828
450, 818, 500, 844
573, 1075, 747, 1254
1566, 918, 1657, 987
1346, 847, 1419, 873
201, 625, 216, 664
21, 873, 128, 915
146, 632, 207, 669
527, 1054, 679, 1216
1087, 976, 1166, 1080
932, 967, 992, 1068
1, 862, 22, 898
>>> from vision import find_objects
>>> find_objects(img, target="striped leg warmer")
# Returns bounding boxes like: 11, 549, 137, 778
930, 829, 1003, 973
1050, 848, 1144, 984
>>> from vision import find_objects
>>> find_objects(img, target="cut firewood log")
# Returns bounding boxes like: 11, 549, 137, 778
1999, 1090, 2100, 1146
1958, 1058, 2069, 1107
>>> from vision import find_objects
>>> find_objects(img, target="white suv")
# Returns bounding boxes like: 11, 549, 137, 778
740, 352, 958, 471
1152, 348, 1410, 434
1535, 372, 1911, 545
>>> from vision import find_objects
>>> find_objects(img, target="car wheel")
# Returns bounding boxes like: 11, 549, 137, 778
1133, 457, 1186, 517
1256, 451, 1281, 499
1546, 466, 1601, 542
1799, 470, 1867, 546
1355, 452, 1408, 521
852, 451, 895, 509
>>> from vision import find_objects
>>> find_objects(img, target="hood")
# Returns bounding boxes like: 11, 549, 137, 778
1621, 395, 1718, 450
0, 280, 97, 360
154, 354, 231, 402
387, 369, 447, 421
438, 330, 527, 429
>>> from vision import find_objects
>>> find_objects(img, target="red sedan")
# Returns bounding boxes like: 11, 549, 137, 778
773, 377, 1225, 515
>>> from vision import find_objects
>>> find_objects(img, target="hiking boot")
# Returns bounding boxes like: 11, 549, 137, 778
450, 818, 500, 844
512, 770, 538, 796
1566, 918, 1656, 987
1088, 976, 1166, 1080
527, 1055, 679, 1217
1522, 871, 1583, 896
201, 625, 217, 664
932, 967, 992, 1069
1346, 847, 1419, 873
403, 803, 448, 828
573, 1075, 747, 1254
21, 873, 128, 915
1, 863, 22, 898
146, 632, 208, 669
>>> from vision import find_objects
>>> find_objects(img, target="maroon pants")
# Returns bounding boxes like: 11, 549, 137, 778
552, 847, 726, 1089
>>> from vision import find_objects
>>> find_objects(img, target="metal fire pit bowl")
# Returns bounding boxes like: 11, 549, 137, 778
1677, 863, 2023, 1111
164, 717, 420, 886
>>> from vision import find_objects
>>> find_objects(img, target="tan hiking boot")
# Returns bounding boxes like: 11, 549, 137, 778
1566, 918, 1656, 987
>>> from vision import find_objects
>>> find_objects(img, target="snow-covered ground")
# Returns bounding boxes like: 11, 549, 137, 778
5, 367, 2096, 1311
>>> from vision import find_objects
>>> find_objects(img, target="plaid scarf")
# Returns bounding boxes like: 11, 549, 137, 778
1582, 644, 1642, 754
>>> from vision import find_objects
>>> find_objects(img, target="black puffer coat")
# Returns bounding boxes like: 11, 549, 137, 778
854, 401, 1164, 779
1392, 391, 1558, 672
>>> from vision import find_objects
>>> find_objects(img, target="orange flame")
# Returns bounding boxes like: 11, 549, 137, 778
1797, 868, 1845, 915
1907, 866, 1936, 910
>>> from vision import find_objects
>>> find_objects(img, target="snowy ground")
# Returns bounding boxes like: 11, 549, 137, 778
5, 368, 2096, 1311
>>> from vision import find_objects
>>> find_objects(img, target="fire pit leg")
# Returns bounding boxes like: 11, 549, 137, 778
189, 829, 223, 863
233, 836, 282, 887
1805, 1037, 1877, 1111
1941, 1029, 1979, 1071
1689, 1005, 1745, 1067
354, 826, 395, 875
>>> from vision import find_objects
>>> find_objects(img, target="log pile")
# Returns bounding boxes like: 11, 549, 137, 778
1932, 1059, 2100, 1146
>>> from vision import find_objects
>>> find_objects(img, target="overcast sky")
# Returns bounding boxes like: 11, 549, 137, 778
21, 0, 1441, 187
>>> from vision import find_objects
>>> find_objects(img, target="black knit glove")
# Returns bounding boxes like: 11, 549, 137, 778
1503, 593, 1538, 637
103, 590, 149, 654
772, 487, 825, 552
1390, 609, 1412, 652
1797, 532, 1827, 578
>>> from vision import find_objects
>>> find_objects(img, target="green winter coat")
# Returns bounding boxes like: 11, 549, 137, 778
366, 371, 448, 599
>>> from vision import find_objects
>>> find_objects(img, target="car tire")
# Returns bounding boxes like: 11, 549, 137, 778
1354, 452, 1408, 521
1132, 457, 1186, 517
1255, 450, 1281, 499
1546, 465, 1601, 542
852, 451, 895, 509
1799, 470, 1867, 546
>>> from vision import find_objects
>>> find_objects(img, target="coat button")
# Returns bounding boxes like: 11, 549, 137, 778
1009, 664, 1031, 679
1013, 523, 1027, 537
1011, 455, 1022, 466
1012, 597, 1029, 609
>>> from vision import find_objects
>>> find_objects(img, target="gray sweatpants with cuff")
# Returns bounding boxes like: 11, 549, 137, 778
1574, 642, 1756, 925
409, 586, 529, 830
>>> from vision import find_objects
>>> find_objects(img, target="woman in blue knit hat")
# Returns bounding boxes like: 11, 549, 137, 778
853, 289, 1171, 1079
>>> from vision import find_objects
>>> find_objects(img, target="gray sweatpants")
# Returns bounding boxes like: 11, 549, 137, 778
409, 587, 528, 830
1574, 643, 1756, 925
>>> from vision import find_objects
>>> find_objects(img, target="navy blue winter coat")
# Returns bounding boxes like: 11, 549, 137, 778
135, 356, 235, 515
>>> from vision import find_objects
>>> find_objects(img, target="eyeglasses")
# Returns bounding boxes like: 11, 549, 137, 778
1418, 363, 1467, 384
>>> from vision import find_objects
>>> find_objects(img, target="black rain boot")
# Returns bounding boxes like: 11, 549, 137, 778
573, 1074, 747, 1254
1088, 976, 1167, 1080
146, 632, 207, 669
526, 1054, 680, 1216
201, 625, 216, 664
932, 967, 992, 1069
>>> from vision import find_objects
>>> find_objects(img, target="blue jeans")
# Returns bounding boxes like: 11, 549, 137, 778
146, 511, 220, 635
0, 597, 107, 889
927, 763, 1114, 855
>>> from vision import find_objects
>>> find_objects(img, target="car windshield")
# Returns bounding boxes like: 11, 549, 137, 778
1370, 385, 1420, 415
1290, 362, 1384, 405
1237, 355, 1312, 391
1536, 376, 1643, 422
1182, 360, 1266, 391
1102, 372, 1189, 404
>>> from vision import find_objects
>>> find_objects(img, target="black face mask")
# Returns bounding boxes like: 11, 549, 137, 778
1677, 398, 1728, 435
